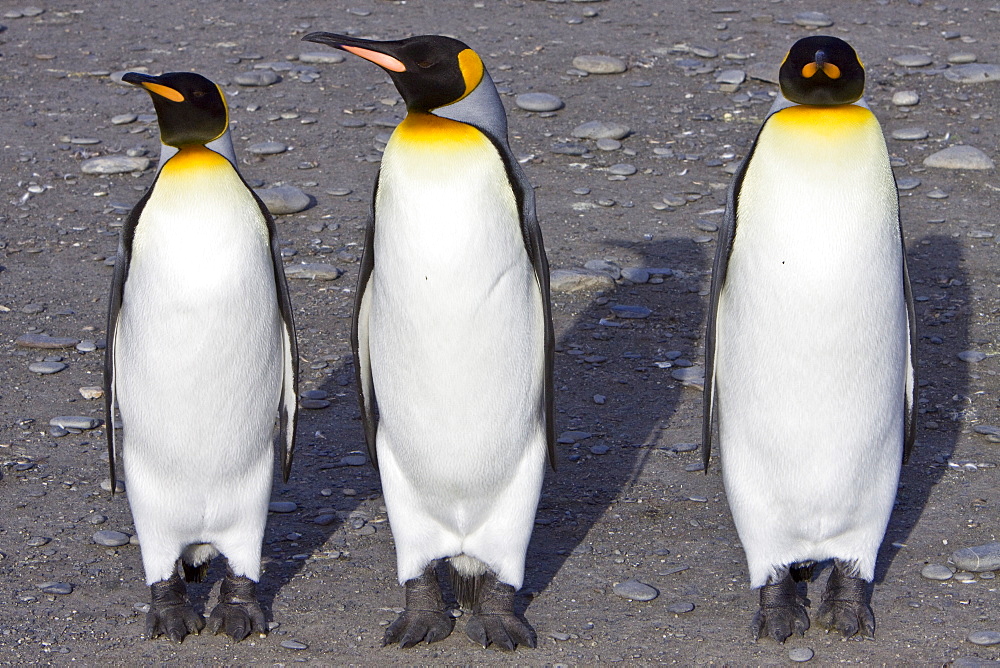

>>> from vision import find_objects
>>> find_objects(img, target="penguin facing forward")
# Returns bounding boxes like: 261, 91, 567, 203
702, 36, 915, 642
302, 32, 554, 651
105, 72, 298, 642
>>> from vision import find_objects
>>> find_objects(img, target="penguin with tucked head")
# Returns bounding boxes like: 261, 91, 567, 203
105, 72, 298, 642
302, 32, 554, 651
703, 36, 915, 642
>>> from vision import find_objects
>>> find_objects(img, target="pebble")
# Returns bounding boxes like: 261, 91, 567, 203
921, 563, 954, 580
515, 93, 564, 112
234, 70, 280, 87
951, 658, 998, 668
572, 120, 631, 140
620, 267, 649, 284
88, 515, 108, 525
793, 11, 833, 27
248, 141, 288, 155
280, 640, 309, 650
111, 113, 137, 125
37, 582, 73, 596
892, 90, 920, 106
596, 138, 621, 151
583, 259, 622, 279
77, 340, 97, 352
671, 367, 705, 390
926, 188, 949, 199
967, 631, 1000, 646
100, 479, 125, 493
299, 52, 345, 64
93, 530, 130, 547
314, 513, 337, 526
948, 53, 978, 65
550, 631, 571, 641
49, 416, 101, 430
254, 185, 312, 214
549, 269, 615, 293
943, 64, 1000, 84
269, 501, 298, 513
892, 128, 929, 141
80, 156, 150, 175
608, 163, 637, 176
26, 537, 51, 547
896, 177, 921, 190
612, 579, 659, 601
957, 351, 988, 363
892, 54, 933, 68
29, 361, 67, 374
341, 455, 367, 466
788, 647, 815, 662
558, 431, 592, 444
590, 445, 610, 455
79, 386, 104, 400
973, 425, 1000, 437
951, 542, 1000, 572
611, 305, 651, 319
666, 602, 695, 614
924, 146, 995, 170
284, 263, 342, 280
715, 69, 745, 85
572, 55, 627, 74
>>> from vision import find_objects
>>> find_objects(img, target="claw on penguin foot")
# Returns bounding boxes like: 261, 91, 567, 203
146, 571, 204, 642
752, 569, 810, 643
816, 560, 875, 639
383, 564, 454, 648
205, 572, 267, 642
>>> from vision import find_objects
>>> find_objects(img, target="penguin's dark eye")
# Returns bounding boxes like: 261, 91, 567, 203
415, 59, 435, 69
192, 90, 206, 98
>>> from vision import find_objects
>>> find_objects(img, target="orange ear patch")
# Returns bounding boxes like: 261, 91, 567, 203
801, 62, 819, 78
821, 62, 841, 79
343, 45, 406, 72
143, 82, 185, 102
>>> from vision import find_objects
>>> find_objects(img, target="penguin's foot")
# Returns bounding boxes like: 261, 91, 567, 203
752, 570, 810, 643
146, 573, 204, 642
206, 573, 267, 641
383, 565, 454, 648
815, 560, 875, 639
465, 571, 536, 651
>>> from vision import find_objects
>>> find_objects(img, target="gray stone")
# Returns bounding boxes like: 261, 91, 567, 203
284, 263, 342, 280
29, 361, 67, 374
666, 601, 695, 614
926, 188, 950, 199
921, 563, 953, 580
93, 530, 130, 547
572, 55, 627, 74
612, 579, 658, 601
299, 52, 345, 64
572, 120, 631, 140
896, 177, 921, 190
793, 11, 833, 27
111, 113, 137, 125
101, 478, 125, 493
715, 69, 745, 85
254, 185, 312, 214
943, 64, 1000, 84
300, 399, 330, 409
611, 305, 651, 319
620, 267, 649, 284
951, 657, 1000, 668
37, 582, 73, 595
515, 93, 564, 112
341, 455, 367, 466
549, 269, 615, 293
967, 631, 1000, 646
234, 70, 280, 86
314, 513, 337, 526
892, 128, 929, 141
788, 647, 815, 662
49, 416, 101, 430
948, 53, 978, 65
269, 501, 298, 513
79, 386, 104, 400
608, 163, 637, 176
892, 54, 933, 68
248, 141, 288, 155
924, 146, 995, 170
594, 139, 622, 154
746, 62, 779, 84
583, 259, 622, 279
892, 90, 920, 106
281, 640, 309, 650
671, 367, 705, 390
973, 425, 1000, 437
958, 351, 988, 363
951, 542, 1000, 572
80, 156, 150, 175
589, 444, 610, 455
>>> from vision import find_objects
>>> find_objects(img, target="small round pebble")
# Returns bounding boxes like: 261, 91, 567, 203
596, 138, 621, 151
37, 582, 74, 595
81, 156, 150, 175
49, 416, 101, 430
589, 444, 610, 455
248, 141, 288, 155
892, 90, 920, 106
924, 146, 995, 170
892, 54, 933, 67
608, 163, 637, 176
666, 601, 695, 614
111, 113, 138, 125
572, 120, 631, 140
299, 52, 345, 64
943, 63, 1000, 84
896, 177, 921, 190
269, 501, 298, 513
254, 185, 312, 214
967, 630, 1000, 646
920, 563, 953, 581
280, 640, 309, 650
611, 304, 651, 319
93, 530, 130, 547
612, 579, 659, 601
29, 361, 67, 374
892, 128, 929, 141
342, 455, 367, 466
515, 93, 564, 112
788, 647, 815, 662
234, 70, 280, 86
793, 11, 833, 27
958, 351, 988, 363
572, 55, 627, 74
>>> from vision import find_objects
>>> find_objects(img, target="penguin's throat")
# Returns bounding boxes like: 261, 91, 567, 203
393, 111, 481, 146
162, 144, 230, 173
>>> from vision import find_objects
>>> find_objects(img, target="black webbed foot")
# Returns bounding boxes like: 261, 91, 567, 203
206, 572, 267, 641
383, 564, 454, 648
464, 571, 536, 651
816, 560, 875, 639
752, 568, 810, 643
146, 571, 204, 642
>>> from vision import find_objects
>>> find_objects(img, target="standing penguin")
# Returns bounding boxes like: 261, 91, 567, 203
703, 36, 916, 642
301, 32, 554, 650
105, 72, 298, 642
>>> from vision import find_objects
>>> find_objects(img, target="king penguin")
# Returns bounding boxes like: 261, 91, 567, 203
702, 36, 916, 642
104, 72, 299, 642
302, 32, 554, 650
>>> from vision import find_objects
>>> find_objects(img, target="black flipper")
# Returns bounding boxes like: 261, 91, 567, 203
146, 570, 204, 642
382, 564, 454, 648
464, 570, 536, 651
206, 571, 267, 641
751, 567, 810, 643
816, 559, 876, 639
901, 246, 917, 463
351, 192, 379, 470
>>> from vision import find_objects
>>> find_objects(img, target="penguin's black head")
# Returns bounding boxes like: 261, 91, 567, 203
121, 71, 229, 147
302, 32, 483, 112
779, 36, 865, 105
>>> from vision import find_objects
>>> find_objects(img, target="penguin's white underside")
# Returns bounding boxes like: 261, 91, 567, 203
112, 148, 289, 584
710, 103, 912, 587
358, 118, 547, 587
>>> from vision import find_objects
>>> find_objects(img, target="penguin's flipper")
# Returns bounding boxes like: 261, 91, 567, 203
206, 572, 267, 641
751, 568, 810, 643
464, 570, 537, 651
259, 191, 299, 482
146, 571, 205, 642
902, 251, 917, 463
104, 187, 154, 495
383, 564, 454, 648
351, 206, 379, 469
815, 559, 876, 639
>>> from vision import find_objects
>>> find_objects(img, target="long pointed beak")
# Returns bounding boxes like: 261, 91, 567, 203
302, 32, 407, 72
121, 72, 185, 102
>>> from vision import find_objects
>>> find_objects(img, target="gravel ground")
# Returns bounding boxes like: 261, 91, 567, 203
1, 0, 999, 664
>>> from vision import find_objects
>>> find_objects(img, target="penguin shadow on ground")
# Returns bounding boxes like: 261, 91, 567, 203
524, 236, 708, 603
875, 233, 969, 583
